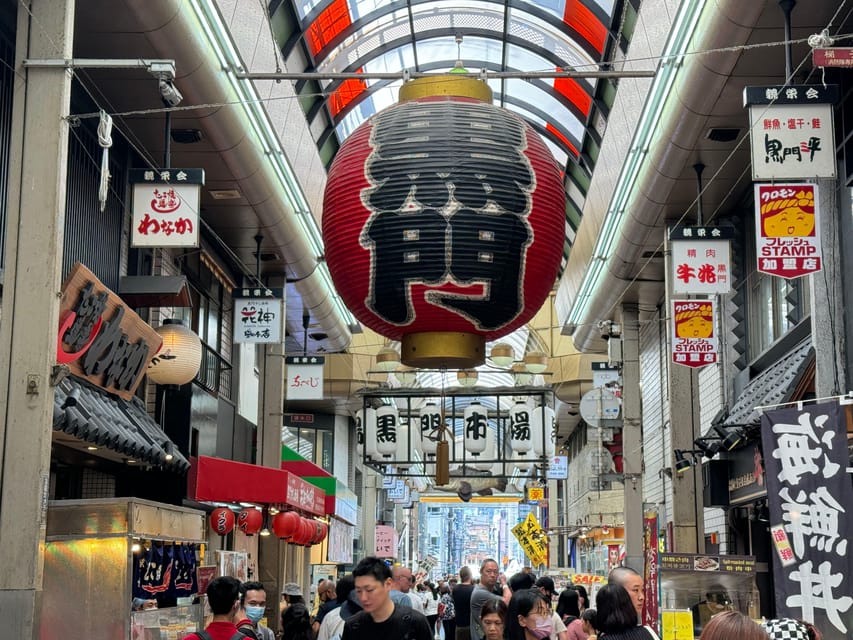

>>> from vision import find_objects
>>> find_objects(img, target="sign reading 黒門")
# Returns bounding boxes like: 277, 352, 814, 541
744, 85, 837, 180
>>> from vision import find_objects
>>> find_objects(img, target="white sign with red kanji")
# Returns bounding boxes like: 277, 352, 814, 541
671, 238, 732, 294
132, 172, 200, 247
754, 183, 822, 279
671, 300, 718, 369
286, 356, 325, 400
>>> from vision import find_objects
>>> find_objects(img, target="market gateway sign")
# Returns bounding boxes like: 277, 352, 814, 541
57, 263, 162, 400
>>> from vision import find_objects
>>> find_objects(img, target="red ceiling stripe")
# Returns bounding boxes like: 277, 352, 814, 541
329, 72, 367, 118
563, 0, 607, 54
546, 123, 579, 157
306, 0, 352, 58
554, 72, 593, 116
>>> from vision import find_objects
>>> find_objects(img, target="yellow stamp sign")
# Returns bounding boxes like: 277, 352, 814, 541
511, 512, 548, 567
527, 486, 545, 502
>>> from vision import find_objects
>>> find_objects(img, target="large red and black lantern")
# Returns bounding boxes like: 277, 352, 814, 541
210, 507, 235, 535
323, 76, 566, 368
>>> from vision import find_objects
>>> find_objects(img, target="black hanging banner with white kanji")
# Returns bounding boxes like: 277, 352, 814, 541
760, 401, 853, 639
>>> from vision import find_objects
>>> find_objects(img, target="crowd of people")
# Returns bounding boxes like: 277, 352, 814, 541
183, 560, 823, 640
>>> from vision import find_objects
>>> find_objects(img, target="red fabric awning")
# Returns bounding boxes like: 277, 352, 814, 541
188, 456, 326, 515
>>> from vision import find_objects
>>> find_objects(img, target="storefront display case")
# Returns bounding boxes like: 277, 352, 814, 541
40, 498, 206, 640
658, 553, 759, 639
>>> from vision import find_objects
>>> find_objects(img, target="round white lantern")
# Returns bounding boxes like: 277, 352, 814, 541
419, 402, 442, 455
375, 405, 399, 458
147, 319, 202, 385
531, 405, 556, 457
509, 399, 533, 453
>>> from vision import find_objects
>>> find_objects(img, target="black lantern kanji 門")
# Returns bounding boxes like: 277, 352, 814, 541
323, 75, 566, 368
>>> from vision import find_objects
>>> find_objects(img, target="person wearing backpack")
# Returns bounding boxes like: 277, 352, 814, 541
187, 575, 246, 640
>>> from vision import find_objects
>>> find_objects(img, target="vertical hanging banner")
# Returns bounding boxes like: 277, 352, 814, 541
671, 300, 718, 368
744, 85, 838, 180
754, 183, 822, 278
285, 355, 325, 400
643, 511, 660, 634
233, 287, 285, 344
669, 226, 734, 295
760, 401, 853, 639
130, 168, 203, 247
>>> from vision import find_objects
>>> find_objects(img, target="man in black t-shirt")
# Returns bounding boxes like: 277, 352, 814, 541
451, 566, 475, 640
343, 557, 432, 640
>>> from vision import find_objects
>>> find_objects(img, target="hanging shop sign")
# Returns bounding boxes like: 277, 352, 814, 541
760, 401, 853, 640
643, 511, 659, 633
813, 48, 853, 68
591, 361, 620, 388
546, 455, 568, 480
327, 518, 354, 565
322, 77, 566, 369
511, 512, 548, 567
286, 472, 326, 516
671, 300, 718, 369
57, 263, 162, 400
374, 524, 398, 558
669, 226, 734, 295
233, 287, 285, 344
130, 168, 203, 247
744, 85, 837, 180
754, 183, 822, 279
285, 355, 325, 400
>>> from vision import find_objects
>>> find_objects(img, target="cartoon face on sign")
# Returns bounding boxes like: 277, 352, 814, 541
675, 306, 713, 339
761, 189, 815, 237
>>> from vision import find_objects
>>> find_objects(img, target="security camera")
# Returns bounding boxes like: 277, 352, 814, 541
159, 79, 183, 107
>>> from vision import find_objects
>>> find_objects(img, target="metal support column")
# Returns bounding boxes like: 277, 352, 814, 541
257, 341, 287, 633
620, 304, 644, 570
0, 1, 75, 636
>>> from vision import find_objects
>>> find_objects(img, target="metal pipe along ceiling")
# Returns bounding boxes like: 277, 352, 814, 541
569, 0, 765, 352
126, 0, 352, 351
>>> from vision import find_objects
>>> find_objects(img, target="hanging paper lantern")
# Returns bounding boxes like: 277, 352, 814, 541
237, 508, 263, 536
210, 507, 235, 535
463, 401, 494, 470
509, 399, 533, 453
396, 421, 417, 470
147, 319, 203, 385
322, 75, 565, 370
298, 517, 315, 546
374, 405, 399, 459
356, 407, 379, 460
308, 520, 327, 545
272, 511, 301, 539
532, 405, 556, 457
419, 402, 442, 456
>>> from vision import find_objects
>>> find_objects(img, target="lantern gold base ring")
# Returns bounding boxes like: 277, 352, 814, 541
401, 332, 485, 369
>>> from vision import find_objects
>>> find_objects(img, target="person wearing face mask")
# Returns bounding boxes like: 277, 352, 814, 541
235, 581, 275, 640
506, 588, 554, 640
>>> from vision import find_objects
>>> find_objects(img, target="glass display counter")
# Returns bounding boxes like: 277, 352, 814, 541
131, 604, 205, 640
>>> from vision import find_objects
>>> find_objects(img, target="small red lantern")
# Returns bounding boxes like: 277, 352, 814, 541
237, 508, 263, 536
272, 511, 301, 539
210, 508, 235, 535
309, 521, 328, 545
323, 76, 565, 369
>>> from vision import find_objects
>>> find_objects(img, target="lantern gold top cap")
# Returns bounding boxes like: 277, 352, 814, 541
399, 75, 493, 103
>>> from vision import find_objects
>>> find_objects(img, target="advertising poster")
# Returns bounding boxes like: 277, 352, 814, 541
671, 300, 718, 368
754, 183, 821, 279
